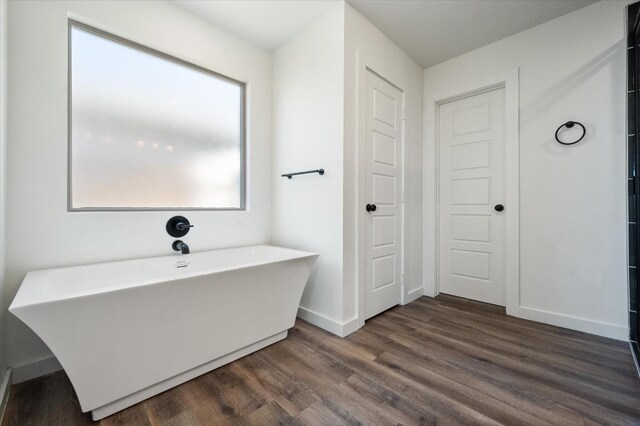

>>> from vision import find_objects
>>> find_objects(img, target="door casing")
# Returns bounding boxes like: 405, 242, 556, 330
424, 69, 520, 314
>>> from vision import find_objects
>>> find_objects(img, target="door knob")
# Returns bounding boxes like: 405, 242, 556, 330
494, 204, 504, 212
366, 204, 377, 212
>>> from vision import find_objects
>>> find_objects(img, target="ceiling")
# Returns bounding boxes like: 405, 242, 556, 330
172, 0, 597, 69
171, 1, 340, 51
348, 0, 597, 68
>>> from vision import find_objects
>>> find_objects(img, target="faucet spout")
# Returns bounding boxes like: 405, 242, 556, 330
172, 240, 190, 255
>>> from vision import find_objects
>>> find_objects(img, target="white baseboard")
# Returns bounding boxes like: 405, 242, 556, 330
341, 316, 360, 336
0, 368, 11, 424
297, 306, 360, 337
12, 356, 62, 384
404, 287, 424, 304
423, 283, 436, 298
508, 305, 628, 341
297, 287, 424, 337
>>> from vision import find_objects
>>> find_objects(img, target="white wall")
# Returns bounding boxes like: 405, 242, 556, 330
6, 0, 273, 375
0, 0, 8, 382
271, 3, 347, 331
273, 4, 424, 335
423, 0, 629, 339
344, 4, 425, 327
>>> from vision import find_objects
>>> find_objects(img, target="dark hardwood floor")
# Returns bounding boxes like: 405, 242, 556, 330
3, 295, 640, 425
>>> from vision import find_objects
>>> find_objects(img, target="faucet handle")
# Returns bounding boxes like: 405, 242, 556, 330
176, 222, 194, 231
166, 216, 193, 237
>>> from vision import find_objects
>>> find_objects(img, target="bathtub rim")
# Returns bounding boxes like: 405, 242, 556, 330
10, 244, 319, 311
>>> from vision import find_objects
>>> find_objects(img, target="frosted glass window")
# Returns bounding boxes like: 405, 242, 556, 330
69, 22, 245, 210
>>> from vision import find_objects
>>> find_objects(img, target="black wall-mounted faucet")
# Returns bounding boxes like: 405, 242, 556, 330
172, 240, 190, 255
167, 216, 193, 255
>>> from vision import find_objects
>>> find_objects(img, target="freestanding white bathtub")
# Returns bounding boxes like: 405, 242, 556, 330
9, 245, 318, 420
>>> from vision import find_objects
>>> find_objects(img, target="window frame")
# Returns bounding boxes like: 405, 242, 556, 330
67, 20, 247, 212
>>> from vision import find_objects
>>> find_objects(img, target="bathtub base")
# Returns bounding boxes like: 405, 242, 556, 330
91, 330, 288, 421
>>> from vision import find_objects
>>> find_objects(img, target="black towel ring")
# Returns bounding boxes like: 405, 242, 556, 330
555, 121, 586, 145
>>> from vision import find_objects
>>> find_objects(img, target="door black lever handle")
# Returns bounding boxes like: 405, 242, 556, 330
495, 204, 504, 212
366, 204, 377, 212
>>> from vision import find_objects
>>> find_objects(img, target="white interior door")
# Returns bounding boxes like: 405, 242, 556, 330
365, 70, 403, 319
438, 87, 506, 306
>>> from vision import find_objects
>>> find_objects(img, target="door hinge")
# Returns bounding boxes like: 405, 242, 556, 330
401, 191, 405, 203
401, 274, 405, 286
402, 108, 406, 121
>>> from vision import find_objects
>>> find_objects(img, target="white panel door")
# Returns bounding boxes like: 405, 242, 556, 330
365, 70, 403, 319
438, 88, 506, 306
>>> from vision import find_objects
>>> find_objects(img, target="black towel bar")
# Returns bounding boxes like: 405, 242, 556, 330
281, 169, 324, 179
